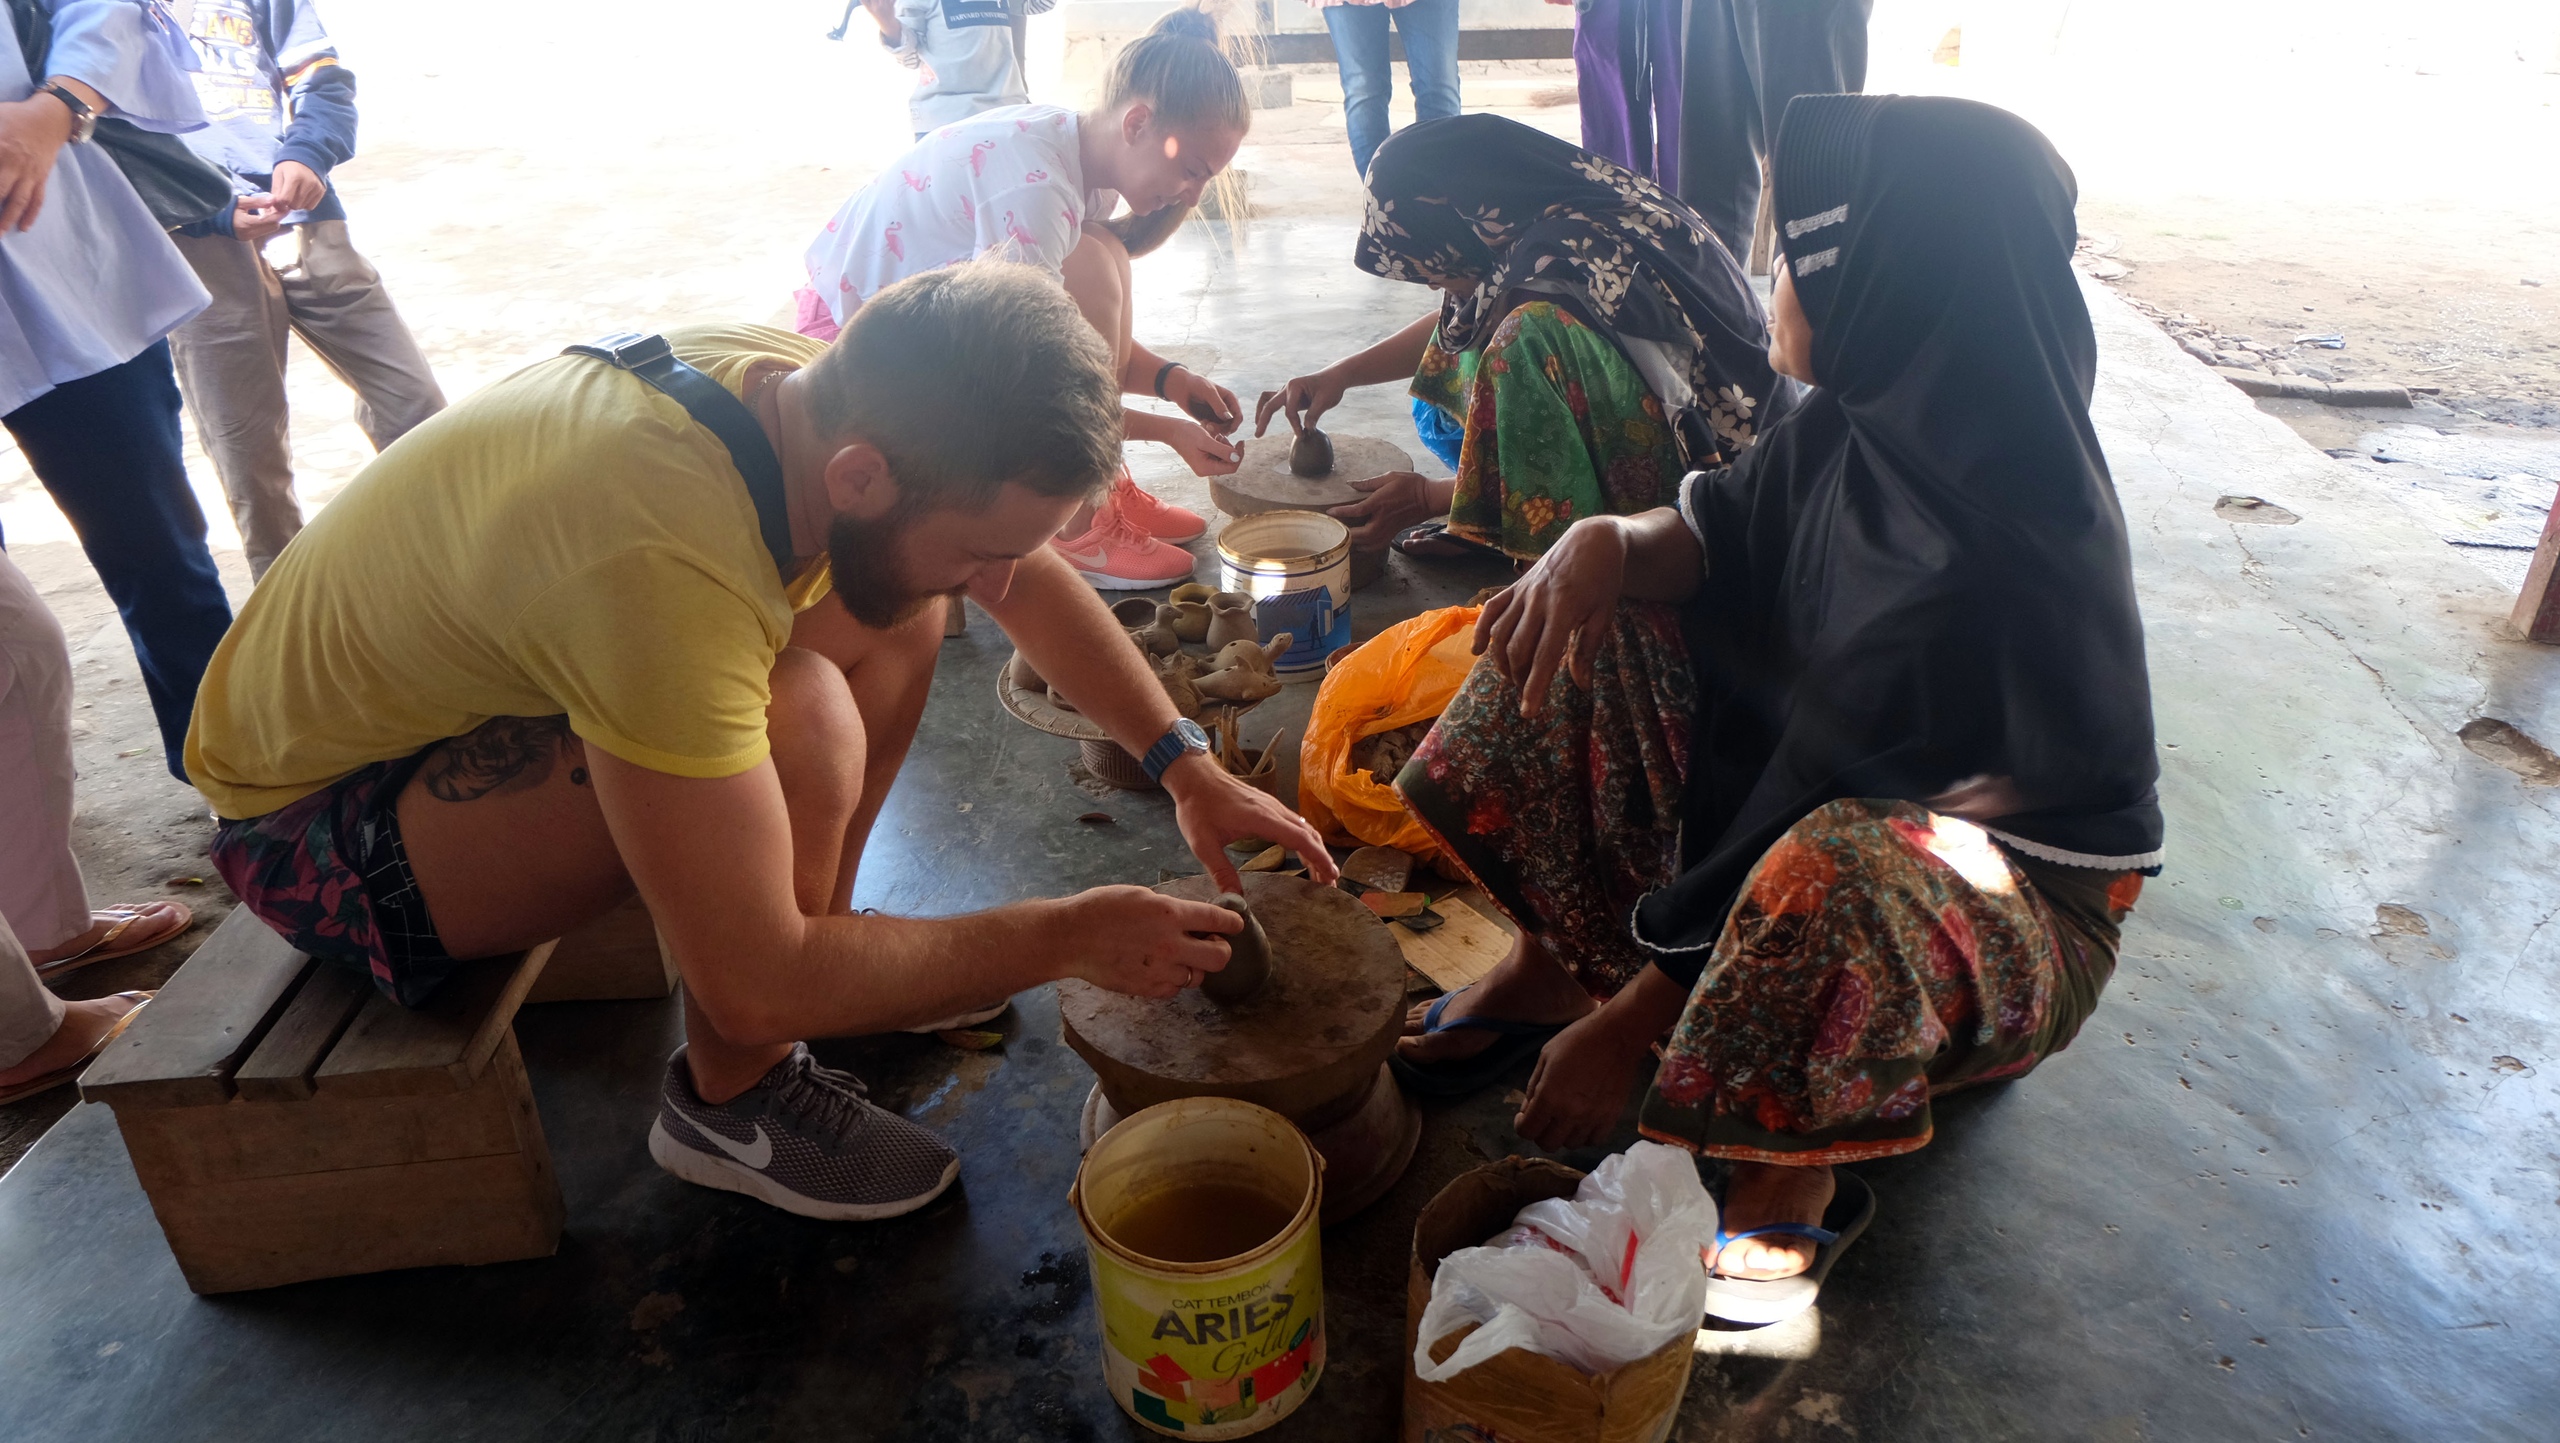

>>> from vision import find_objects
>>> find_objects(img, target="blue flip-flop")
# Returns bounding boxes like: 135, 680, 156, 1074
1385, 986, 1569, 1100
1702, 1169, 1876, 1325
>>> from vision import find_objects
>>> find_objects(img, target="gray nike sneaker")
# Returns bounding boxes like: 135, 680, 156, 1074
648, 1044, 960, 1221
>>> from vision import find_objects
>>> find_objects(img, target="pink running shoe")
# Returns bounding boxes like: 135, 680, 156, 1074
1112, 471, 1207, 543
1051, 499, 1200, 590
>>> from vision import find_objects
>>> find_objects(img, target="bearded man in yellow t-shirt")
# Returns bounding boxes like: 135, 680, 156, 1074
185, 263, 1334, 1222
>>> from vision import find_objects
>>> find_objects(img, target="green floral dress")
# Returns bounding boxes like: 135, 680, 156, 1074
1409, 302, 1688, 560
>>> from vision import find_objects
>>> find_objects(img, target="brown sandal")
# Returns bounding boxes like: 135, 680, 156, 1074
0, 991, 154, 1106
32, 902, 194, 981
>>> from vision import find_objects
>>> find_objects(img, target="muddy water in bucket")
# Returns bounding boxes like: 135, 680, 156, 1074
1216, 510, 1351, 680
1072, 1098, 1325, 1436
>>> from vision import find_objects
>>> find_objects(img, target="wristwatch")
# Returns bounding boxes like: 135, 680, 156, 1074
1139, 717, 1212, 784
39, 83, 96, 145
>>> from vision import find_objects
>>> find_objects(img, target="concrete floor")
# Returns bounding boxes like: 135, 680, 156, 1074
2, 217, 2555, 1441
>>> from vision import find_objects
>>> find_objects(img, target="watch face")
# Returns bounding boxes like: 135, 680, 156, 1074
1174, 717, 1211, 751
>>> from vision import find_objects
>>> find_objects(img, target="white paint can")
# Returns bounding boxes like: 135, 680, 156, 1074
1214, 511, 1352, 681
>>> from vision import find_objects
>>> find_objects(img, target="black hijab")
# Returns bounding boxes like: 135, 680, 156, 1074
1633, 94, 2164, 971
1353, 114, 1782, 468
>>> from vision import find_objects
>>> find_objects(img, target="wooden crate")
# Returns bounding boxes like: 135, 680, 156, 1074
524, 894, 678, 1004
80, 910, 565, 1294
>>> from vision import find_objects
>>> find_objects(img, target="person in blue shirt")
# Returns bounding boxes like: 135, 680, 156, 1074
168, 0, 443, 580
0, 0, 235, 782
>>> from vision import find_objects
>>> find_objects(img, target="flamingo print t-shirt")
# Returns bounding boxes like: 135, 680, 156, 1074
797, 104, 1118, 338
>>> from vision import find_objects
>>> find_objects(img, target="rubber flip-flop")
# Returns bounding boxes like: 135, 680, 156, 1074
0, 991, 154, 1106
1386, 986, 1568, 1100
1702, 1169, 1877, 1326
1391, 520, 1506, 561
33, 902, 194, 981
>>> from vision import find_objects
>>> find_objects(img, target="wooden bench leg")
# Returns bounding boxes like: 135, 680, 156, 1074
110, 1031, 563, 1294
2513, 502, 2560, 644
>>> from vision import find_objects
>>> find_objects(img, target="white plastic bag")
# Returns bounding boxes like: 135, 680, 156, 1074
1413, 1142, 1719, 1380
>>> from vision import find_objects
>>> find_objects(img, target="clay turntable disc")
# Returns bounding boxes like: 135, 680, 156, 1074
1059, 871, 1422, 1221
1209, 433, 1413, 520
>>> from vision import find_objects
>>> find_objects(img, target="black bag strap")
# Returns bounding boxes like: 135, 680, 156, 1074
563, 333, 795, 577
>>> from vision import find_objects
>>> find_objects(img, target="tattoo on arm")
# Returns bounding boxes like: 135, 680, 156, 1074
420, 715, 581, 803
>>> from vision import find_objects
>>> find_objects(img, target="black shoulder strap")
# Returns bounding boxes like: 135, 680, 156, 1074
563, 333, 795, 577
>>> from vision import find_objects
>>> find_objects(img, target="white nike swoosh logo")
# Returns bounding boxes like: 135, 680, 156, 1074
695, 1120, 773, 1169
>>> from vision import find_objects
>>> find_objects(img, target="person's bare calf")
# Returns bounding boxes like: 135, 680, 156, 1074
1396, 931, 1595, 1064
1712, 1162, 1836, 1280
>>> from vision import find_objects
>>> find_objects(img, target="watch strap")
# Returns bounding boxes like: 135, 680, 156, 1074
1139, 721, 1205, 784
40, 83, 96, 143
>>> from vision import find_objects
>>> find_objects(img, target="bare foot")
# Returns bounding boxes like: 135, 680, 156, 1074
1396, 934, 1594, 1065
0, 993, 148, 1091
26, 902, 191, 969
1710, 1163, 1836, 1281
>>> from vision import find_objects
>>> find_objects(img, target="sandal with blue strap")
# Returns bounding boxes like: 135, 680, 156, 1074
1385, 986, 1572, 1100
1703, 1170, 1877, 1326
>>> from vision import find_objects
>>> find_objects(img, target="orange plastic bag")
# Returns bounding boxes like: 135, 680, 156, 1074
1298, 606, 1483, 861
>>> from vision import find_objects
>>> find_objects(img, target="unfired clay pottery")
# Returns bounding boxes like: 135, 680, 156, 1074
1109, 596, 1157, 628
1196, 666, 1284, 704
1169, 582, 1216, 607
1213, 635, 1290, 676
1169, 600, 1213, 643
1200, 892, 1273, 1004
1137, 605, 1183, 656
1205, 592, 1259, 649
1289, 426, 1335, 478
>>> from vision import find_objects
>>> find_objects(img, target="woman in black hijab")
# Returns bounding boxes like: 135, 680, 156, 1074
1252, 114, 1780, 558
1390, 94, 2163, 1318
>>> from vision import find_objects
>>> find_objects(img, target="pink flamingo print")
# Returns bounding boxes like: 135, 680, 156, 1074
968, 140, 998, 176
1024, 168, 1048, 184
825, 219, 838, 233
959, 195, 976, 226
1063, 206, 1079, 231
883, 221, 905, 263
999, 210, 1038, 249
901, 169, 931, 192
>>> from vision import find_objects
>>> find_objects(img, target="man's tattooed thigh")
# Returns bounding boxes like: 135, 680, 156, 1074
420, 715, 587, 803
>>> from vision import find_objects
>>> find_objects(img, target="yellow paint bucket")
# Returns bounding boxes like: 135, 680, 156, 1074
1070, 1098, 1326, 1437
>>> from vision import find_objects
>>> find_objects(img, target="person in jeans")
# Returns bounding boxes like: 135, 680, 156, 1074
1676, 0, 1871, 261
169, 0, 444, 581
1312, 0, 1458, 178
0, 0, 235, 781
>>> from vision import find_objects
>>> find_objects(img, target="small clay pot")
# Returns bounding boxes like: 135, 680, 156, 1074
1201, 892, 1273, 1004
1205, 592, 1259, 649
1213, 634, 1292, 676
1136, 604, 1182, 656
1169, 582, 1217, 607
1010, 651, 1047, 695
1289, 426, 1335, 479
1110, 597, 1158, 628
1169, 600, 1213, 643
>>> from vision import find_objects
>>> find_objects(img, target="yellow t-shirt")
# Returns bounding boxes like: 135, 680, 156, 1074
186, 323, 833, 820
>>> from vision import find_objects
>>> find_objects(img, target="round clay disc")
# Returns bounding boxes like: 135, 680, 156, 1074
1058, 872, 1407, 1126
1210, 433, 1413, 520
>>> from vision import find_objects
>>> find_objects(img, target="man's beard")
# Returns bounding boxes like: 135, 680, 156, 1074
827, 510, 957, 631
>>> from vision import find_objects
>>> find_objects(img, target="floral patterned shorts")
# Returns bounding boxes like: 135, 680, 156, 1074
210, 750, 458, 1007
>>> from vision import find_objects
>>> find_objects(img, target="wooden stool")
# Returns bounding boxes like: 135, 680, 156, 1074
80, 910, 564, 1294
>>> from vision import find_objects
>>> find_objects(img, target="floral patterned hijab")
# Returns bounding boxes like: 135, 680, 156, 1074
1354, 114, 1781, 465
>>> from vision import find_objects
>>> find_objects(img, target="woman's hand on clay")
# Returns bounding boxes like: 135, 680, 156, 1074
1253, 368, 1348, 438
1163, 366, 1242, 436
1165, 753, 1341, 890
1057, 885, 1240, 998
1513, 1007, 1656, 1150
1329, 471, 1446, 551
1155, 414, 1244, 477
1475, 517, 1630, 715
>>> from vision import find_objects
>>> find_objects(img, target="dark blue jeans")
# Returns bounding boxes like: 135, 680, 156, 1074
1325, 0, 1462, 179
1, 341, 234, 781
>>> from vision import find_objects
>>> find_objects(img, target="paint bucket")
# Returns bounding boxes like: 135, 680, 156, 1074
1071, 1098, 1327, 1437
1216, 511, 1352, 681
